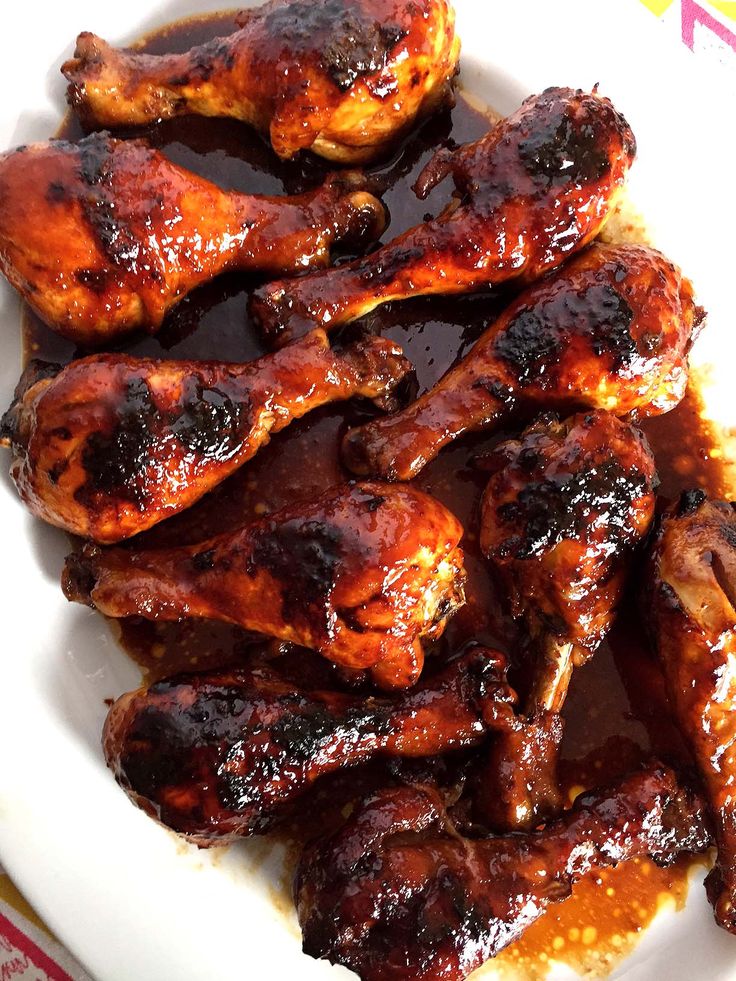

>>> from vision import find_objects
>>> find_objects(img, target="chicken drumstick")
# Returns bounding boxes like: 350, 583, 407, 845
0, 133, 385, 344
103, 647, 513, 842
62, 0, 460, 163
251, 86, 636, 345
480, 410, 657, 714
0, 330, 410, 543
296, 764, 710, 981
343, 242, 700, 481
63, 481, 466, 689
647, 491, 736, 933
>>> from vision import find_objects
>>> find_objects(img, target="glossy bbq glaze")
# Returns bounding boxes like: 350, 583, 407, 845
20, 11, 736, 979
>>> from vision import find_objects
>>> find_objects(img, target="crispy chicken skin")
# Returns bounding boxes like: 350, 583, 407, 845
251, 86, 637, 345
646, 491, 736, 933
62, 481, 466, 689
62, 0, 460, 163
0, 330, 409, 543
0, 133, 385, 344
103, 647, 513, 841
481, 410, 657, 712
296, 764, 711, 981
342, 242, 701, 481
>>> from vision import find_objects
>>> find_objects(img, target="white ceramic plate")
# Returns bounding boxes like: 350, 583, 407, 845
1, 2, 735, 979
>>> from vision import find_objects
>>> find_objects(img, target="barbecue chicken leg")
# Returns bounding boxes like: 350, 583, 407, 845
343, 242, 700, 481
62, 0, 460, 163
63, 481, 466, 689
647, 491, 736, 933
251, 86, 636, 345
296, 764, 710, 981
0, 133, 385, 344
0, 330, 409, 543
480, 410, 657, 713
104, 647, 513, 841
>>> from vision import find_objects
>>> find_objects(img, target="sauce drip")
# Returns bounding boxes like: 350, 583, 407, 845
20, 11, 735, 979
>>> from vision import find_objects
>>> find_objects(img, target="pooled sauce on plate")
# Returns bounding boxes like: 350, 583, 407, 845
22, 11, 735, 979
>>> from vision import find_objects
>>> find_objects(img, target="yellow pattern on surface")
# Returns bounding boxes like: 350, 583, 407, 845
639, 0, 736, 20
0, 872, 53, 937
639, 0, 676, 14
710, 1, 736, 21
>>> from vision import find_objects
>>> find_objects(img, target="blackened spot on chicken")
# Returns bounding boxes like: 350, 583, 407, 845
495, 283, 636, 383
518, 107, 610, 186
77, 135, 149, 269
77, 375, 253, 505
259, 0, 406, 93
170, 382, 250, 461
170, 36, 236, 84
364, 494, 385, 512
360, 246, 424, 286
493, 307, 562, 383
191, 548, 216, 571
61, 548, 100, 607
47, 459, 69, 485
584, 285, 636, 365
247, 519, 343, 631
46, 181, 67, 203
676, 488, 707, 517
82, 191, 141, 270
75, 267, 109, 294
267, 702, 391, 765
78, 133, 113, 187
497, 460, 647, 560
78, 377, 159, 505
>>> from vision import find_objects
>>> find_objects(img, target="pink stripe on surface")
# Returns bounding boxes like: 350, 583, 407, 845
682, 0, 736, 50
0, 911, 73, 981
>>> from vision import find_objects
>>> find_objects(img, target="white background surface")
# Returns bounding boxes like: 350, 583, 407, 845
0, 1, 735, 979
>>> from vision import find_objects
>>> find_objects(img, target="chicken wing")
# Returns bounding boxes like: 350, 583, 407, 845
0, 133, 385, 344
62, 481, 466, 689
103, 647, 513, 841
480, 410, 657, 713
0, 330, 409, 543
646, 491, 736, 932
62, 0, 460, 163
296, 763, 711, 981
343, 242, 700, 481
251, 86, 636, 345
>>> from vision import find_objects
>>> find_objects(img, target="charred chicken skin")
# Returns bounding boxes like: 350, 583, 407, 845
251, 86, 636, 345
343, 242, 700, 481
62, 481, 466, 689
62, 0, 460, 163
647, 491, 736, 933
480, 410, 657, 713
0, 330, 409, 543
103, 647, 513, 841
296, 763, 711, 981
0, 133, 385, 344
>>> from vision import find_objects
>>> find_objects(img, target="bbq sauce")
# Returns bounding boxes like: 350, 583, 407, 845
21, 10, 735, 979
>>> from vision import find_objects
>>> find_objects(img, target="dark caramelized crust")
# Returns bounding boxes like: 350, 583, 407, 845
103, 647, 512, 841
296, 763, 711, 981
250, 86, 636, 344
62, 481, 466, 689
481, 410, 657, 653
62, 0, 460, 162
342, 242, 700, 481
0, 330, 410, 543
646, 492, 736, 933
0, 133, 385, 343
